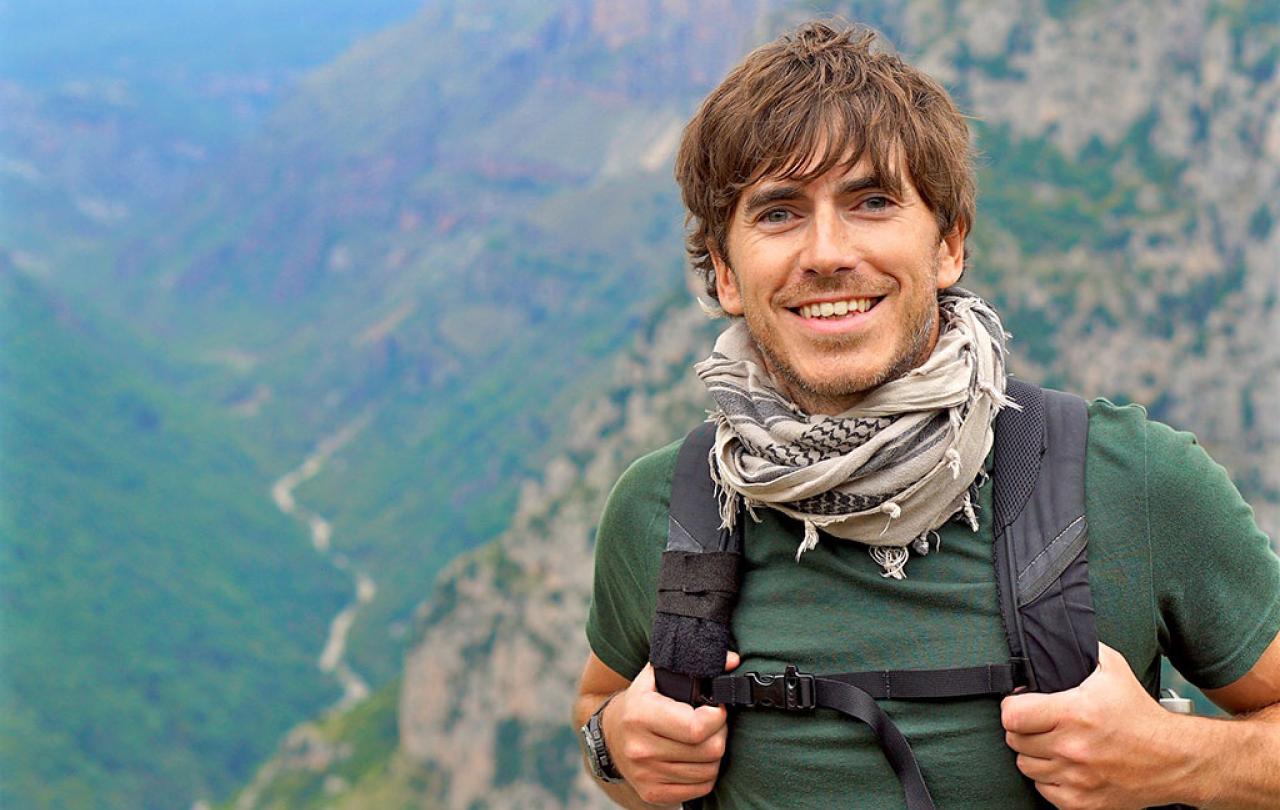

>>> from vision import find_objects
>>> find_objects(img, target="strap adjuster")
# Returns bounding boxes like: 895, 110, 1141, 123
742, 665, 815, 711
653, 668, 719, 706
1010, 657, 1035, 691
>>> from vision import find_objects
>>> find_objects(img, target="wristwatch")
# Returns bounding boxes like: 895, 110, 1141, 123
580, 694, 625, 784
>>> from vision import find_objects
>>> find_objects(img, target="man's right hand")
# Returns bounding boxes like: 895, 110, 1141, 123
601, 652, 740, 807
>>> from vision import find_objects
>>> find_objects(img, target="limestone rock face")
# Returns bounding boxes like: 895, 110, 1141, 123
938, 0, 1280, 534
398, 303, 714, 809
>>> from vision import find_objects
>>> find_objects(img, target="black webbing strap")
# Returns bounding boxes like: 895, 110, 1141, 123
705, 661, 1031, 810
821, 661, 1028, 699
813, 678, 936, 810
711, 660, 1029, 704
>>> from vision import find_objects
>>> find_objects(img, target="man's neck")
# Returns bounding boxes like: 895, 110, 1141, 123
756, 353, 865, 416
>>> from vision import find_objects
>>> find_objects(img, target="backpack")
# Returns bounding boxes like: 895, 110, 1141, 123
649, 379, 1186, 809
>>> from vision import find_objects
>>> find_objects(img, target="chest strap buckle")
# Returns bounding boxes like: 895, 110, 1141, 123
743, 665, 815, 711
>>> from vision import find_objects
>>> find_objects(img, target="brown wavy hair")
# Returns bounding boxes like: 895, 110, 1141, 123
675, 21, 976, 304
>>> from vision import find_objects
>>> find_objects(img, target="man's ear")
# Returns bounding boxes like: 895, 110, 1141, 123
711, 248, 744, 316
935, 221, 966, 289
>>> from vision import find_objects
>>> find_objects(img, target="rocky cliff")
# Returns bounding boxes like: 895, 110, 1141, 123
925, 0, 1280, 533
395, 300, 714, 808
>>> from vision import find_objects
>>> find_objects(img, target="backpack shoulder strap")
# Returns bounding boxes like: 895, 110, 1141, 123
992, 379, 1098, 692
650, 422, 744, 705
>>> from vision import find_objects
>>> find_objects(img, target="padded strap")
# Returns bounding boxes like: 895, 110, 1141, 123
652, 423, 744, 685
667, 421, 741, 555
655, 551, 742, 623
993, 380, 1097, 693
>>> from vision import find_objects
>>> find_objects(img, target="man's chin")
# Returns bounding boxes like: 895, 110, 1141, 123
772, 364, 885, 413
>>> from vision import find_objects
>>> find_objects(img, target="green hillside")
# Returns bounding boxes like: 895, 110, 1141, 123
0, 264, 349, 808
213, 680, 445, 810
3, 3, 754, 805
62, 0, 762, 689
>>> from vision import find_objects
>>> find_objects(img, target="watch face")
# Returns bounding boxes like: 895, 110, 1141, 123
581, 709, 623, 783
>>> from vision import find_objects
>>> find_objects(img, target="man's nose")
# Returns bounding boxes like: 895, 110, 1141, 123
800, 207, 856, 277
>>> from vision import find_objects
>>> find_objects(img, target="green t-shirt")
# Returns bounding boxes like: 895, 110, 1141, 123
586, 399, 1280, 809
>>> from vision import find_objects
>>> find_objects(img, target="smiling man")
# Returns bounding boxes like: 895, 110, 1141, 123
713, 155, 964, 414
573, 21, 1280, 810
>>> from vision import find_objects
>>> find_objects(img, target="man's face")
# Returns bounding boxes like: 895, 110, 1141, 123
711, 154, 965, 415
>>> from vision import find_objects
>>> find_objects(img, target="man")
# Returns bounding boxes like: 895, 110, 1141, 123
573, 21, 1280, 810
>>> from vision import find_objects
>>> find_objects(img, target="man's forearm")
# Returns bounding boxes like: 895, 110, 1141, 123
572, 692, 676, 810
1165, 703, 1280, 809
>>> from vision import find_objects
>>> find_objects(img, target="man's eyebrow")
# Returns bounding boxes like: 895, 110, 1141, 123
740, 183, 804, 215
837, 174, 896, 196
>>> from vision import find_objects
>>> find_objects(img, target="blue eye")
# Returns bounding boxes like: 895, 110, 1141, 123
862, 196, 892, 211
761, 208, 791, 223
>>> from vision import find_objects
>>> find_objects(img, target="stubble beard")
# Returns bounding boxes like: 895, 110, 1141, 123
742, 258, 943, 415
752, 302, 938, 414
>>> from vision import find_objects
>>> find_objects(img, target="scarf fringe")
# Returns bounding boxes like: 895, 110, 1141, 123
870, 545, 910, 579
965, 499, 978, 531
708, 419, 765, 535
706, 414, 738, 534
795, 520, 820, 561
913, 529, 939, 556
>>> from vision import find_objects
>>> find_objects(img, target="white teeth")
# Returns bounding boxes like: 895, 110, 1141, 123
798, 298, 874, 319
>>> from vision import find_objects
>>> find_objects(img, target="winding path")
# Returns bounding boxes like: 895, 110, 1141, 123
269, 411, 376, 709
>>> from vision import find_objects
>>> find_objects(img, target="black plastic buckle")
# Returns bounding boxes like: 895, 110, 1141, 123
743, 665, 815, 711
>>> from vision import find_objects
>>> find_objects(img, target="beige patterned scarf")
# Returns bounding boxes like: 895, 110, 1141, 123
694, 288, 1014, 578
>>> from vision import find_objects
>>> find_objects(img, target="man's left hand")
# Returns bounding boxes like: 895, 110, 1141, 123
1001, 642, 1183, 810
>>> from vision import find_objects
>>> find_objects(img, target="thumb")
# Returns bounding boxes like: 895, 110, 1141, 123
1001, 690, 1063, 734
725, 650, 741, 672
1096, 641, 1126, 670
1076, 641, 1125, 687
632, 662, 657, 693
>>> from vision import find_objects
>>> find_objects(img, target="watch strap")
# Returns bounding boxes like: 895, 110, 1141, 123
581, 693, 624, 783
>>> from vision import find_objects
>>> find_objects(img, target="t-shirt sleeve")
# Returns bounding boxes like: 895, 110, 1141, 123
1145, 417, 1280, 690
585, 443, 679, 680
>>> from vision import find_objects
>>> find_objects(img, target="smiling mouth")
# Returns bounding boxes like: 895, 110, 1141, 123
790, 297, 882, 319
